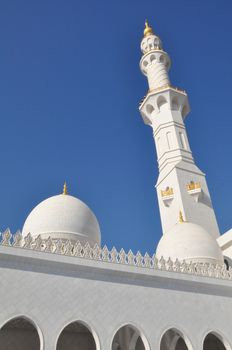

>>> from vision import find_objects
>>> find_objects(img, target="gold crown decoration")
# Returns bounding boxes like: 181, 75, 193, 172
161, 187, 173, 197
63, 181, 68, 195
186, 181, 201, 191
179, 210, 184, 223
144, 20, 153, 37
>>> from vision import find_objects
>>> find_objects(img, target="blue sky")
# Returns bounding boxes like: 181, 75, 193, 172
0, 0, 231, 254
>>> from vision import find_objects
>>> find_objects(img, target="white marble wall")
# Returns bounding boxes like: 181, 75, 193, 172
0, 245, 231, 350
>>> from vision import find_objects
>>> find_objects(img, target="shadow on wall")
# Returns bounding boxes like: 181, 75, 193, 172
160, 328, 191, 350
56, 321, 97, 350
0, 317, 230, 350
0, 316, 41, 350
203, 332, 229, 350
111, 324, 149, 350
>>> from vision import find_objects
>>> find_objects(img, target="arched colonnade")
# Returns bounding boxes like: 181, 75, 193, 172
0, 316, 230, 350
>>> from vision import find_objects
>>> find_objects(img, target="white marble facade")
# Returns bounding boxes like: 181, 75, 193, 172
0, 235, 231, 350
0, 21, 232, 350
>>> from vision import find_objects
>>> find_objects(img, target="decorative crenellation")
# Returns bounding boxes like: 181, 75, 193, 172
0, 229, 231, 280
186, 181, 201, 191
161, 187, 173, 197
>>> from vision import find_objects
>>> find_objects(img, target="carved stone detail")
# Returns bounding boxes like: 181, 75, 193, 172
0, 231, 230, 281
110, 247, 118, 263
55, 239, 63, 254
1, 229, 12, 246
127, 250, 135, 266
102, 245, 110, 262
34, 235, 42, 251
64, 240, 73, 256
44, 237, 53, 253
23, 233, 33, 249
13, 231, 23, 247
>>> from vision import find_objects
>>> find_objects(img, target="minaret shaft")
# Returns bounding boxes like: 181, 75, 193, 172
139, 22, 220, 238
140, 50, 170, 90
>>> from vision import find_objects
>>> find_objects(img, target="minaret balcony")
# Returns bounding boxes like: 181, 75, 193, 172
139, 87, 190, 126
186, 181, 202, 202
161, 187, 174, 207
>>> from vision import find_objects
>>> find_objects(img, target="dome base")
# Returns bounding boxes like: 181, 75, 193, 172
156, 222, 223, 265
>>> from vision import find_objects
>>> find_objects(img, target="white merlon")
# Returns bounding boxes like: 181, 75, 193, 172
139, 22, 220, 243
0, 229, 229, 279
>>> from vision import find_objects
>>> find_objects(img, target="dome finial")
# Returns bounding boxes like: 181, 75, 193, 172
144, 20, 153, 37
179, 210, 184, 223
63, 181, 68, 195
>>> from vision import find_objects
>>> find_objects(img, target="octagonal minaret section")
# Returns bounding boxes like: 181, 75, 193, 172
139, 21, 220, 238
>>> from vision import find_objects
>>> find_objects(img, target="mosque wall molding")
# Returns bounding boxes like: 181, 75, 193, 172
0, 229, 232, 281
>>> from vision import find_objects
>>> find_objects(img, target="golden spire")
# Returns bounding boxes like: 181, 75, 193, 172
63, 181, 68, 195
179, 210, 184, 223
144, 20, 153, 37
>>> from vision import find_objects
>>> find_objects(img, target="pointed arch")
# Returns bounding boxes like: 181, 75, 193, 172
111, 324, 150, 350
157, 95, 168, 110
203, 331, 231, 350
146, 104, 154, 114
171, 97, 179, 110
160, 328, 193, 350
56, 319, 99, 350
150, 54, 156, 63
0, 315, 42, 350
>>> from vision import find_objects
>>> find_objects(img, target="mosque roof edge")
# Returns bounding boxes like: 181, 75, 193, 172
0, 244, 232, 297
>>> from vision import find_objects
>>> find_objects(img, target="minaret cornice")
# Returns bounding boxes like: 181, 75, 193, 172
139, 85, 187, 110
139, 86, 190, 125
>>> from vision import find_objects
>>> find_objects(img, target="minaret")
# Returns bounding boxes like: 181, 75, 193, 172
139, 21, 220, 238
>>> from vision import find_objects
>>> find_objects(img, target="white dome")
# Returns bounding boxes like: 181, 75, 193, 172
156, 222, 223, 264
22, 194, 101, 246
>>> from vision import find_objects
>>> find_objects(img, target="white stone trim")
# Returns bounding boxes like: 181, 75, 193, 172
0, 230, 232, 281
